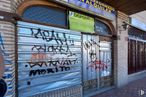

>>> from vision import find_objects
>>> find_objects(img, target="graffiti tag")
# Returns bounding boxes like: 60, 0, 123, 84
84, 39, 99, 50
87, 60, 109, 71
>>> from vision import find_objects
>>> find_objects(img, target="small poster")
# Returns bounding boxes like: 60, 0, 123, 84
69, 11, 95, 33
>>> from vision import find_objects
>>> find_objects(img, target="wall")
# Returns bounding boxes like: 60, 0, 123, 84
128, 11, 146, 82
116, 11, 129, 87
0, 21, 15, 97
130, 11, 146, 24
0, 0, 82, 97
0, 0, 118, 97
0, 0, 16, 96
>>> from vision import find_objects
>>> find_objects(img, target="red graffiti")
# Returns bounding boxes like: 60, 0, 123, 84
87, 60, 108, 71
30, 53, 48, 61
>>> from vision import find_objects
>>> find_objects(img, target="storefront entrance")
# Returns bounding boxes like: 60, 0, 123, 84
82, 34, 113, 93
17, 21, 114, 97
16, 2, 115, 96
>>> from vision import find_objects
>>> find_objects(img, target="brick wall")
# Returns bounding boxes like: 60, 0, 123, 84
116, 11, 129, 87
0, 0, 12, 12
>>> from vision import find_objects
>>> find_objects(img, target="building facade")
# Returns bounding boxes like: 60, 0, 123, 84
0, 0, 145, 97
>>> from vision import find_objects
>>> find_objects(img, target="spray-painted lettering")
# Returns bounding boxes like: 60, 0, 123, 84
29, 66, 70, 76
28, 58, 78, 68
32, 44, 75, 56
84, 39, 99, 50
31, 28, 74, 46
87, 60, 109, 71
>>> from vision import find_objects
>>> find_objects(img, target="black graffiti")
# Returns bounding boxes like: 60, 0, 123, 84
32, 44, 76, 56
28, 58, 78, 68
29, 66, 70, 76
31, 44, 46, 52
31, 28, 74, 45
31, 28, 76, 56
89, 50, 97, 62
84, 39, 99, 50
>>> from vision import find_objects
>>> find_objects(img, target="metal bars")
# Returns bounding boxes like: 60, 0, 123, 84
17, 21, 82, 97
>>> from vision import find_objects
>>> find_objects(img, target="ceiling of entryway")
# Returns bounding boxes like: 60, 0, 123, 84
102, 0, 146, 15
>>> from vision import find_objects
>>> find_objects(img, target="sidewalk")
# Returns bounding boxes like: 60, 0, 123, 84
92, 77, 146, 97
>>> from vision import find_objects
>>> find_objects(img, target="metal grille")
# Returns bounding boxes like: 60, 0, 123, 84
23, 6, 67, 27
82, 34, 112, 91
95, 20, 111, 35
17, 21, 82, 97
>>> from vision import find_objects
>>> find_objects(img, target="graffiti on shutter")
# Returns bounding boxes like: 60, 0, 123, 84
17, 22, 82, 97
82, 34, 112, 90
0, 28, 14, 97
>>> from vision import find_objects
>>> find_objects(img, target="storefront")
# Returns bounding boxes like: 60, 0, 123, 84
128, 26, 146, 74
17, 0, 116, 97
0, 0, 116, 97
128, 18, 146, 75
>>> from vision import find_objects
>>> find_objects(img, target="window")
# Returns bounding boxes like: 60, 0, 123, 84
23, 6, 67, 27
95, 20, 111, 35
128, 27, 146, 74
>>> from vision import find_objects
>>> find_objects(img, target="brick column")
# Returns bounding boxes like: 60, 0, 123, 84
116, 11, 129, 87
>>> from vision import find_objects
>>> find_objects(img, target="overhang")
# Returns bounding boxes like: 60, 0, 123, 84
102, 0, 146, 15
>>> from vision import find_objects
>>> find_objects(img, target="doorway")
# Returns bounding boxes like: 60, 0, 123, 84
82, 34, 113, 93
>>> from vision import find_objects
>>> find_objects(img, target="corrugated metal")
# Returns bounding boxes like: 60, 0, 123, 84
82, 34, 100, 90
31, 85, 82, 97
17, 21, 82, 97
99, 41, 112, 88
0, 21, 15, 97
82, 34, 112, 91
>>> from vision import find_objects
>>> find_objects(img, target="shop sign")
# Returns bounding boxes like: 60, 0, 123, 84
56, 0, 116, 20
131, 18, 146, 31
69, 11, 94, 33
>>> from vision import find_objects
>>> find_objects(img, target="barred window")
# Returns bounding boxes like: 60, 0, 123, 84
95, 20, 111, 35
22, 6, 67, 27
128, 26, 146, 74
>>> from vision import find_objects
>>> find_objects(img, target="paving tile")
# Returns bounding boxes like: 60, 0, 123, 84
92, 77, 146, 97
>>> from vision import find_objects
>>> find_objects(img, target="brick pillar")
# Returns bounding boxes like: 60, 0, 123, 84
116, 11, 129, 87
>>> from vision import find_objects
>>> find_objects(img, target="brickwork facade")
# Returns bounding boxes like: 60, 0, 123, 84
116, 11, 129, 87
0, 0, 143, 97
